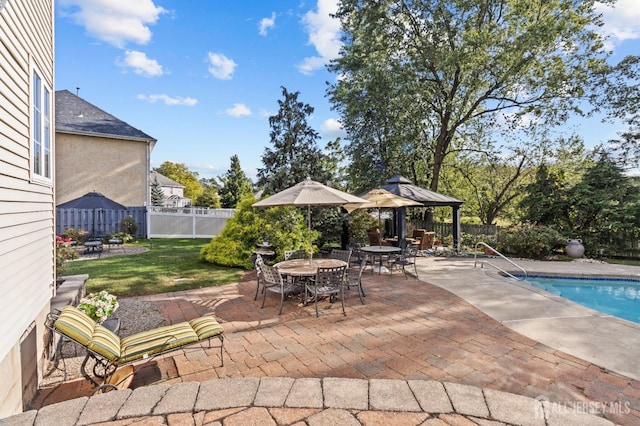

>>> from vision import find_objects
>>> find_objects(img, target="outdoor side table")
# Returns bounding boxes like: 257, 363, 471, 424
83, 240, 103, 253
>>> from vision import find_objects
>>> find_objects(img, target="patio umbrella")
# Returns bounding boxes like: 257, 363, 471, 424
344, 188, 422, 225
57, 191, 126, 235
252, 178, 368, 261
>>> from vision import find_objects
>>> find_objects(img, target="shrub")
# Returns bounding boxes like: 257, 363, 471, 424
120, 216, 138, 237
56, 236, 79, 277
62, 228, 88, 243
200, 196, 309, 269
498, 222, 565, 259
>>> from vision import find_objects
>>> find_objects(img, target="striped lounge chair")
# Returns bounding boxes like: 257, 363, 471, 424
46, 305, 224, 387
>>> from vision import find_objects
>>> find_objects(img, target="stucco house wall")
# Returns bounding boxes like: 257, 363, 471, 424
55, 90, 156, 207
0, 0, 55, 417
56, 133, 150, 206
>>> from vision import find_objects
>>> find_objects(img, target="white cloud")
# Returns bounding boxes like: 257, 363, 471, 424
321, 118, 346, 138
118, 50, 163, 77
225, 103, 251, 117
58, 0, 166, 48
595, 0, 640, 46
259, 12, 276, 36
298, 0, 341, 75
207, 52, 237, 80
137, 94, 198, 106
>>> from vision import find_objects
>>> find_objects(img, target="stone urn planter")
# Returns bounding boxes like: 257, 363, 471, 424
565, 239, 585, 259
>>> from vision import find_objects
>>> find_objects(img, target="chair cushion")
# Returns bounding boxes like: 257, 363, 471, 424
88, 324, 121, 361
189, 317, 224, 340
54, 306, 96, 346
119, 322, 199, 363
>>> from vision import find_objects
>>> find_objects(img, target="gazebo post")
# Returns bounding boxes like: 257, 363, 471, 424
452, 205, 461, 254
397, 207, 407, 249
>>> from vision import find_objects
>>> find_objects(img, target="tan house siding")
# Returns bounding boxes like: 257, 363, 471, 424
0, 0, 55, 417
56, 133, 150, 207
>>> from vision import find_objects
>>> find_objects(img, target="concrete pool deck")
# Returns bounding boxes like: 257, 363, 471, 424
421, 256, 640, 381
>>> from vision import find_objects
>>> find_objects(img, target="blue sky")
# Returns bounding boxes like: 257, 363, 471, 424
55, 1, 640, 182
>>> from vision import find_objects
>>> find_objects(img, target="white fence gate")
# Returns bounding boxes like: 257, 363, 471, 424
147, 207, 236, 238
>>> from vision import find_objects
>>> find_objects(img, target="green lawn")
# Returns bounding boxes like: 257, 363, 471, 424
62, 238, 245, 297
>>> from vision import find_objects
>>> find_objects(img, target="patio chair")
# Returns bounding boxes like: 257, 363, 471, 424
329, 248, 353, 266
390, 246, 418, 279
284, 249, 307, 260
412, 229, 435, 251
254, 254, 266, 301
367, 230, 392, 247
345, 255, 368, 304
304, 265, 348, 317
261, 264, 300, 315
45, 305, 224, 388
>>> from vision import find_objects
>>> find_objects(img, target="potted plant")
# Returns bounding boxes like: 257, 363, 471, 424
77, 291, 119, 323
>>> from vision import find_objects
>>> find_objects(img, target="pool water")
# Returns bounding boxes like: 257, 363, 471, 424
517, 275, 640, 324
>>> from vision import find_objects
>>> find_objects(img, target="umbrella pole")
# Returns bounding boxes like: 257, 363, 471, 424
308, 205, 312, 264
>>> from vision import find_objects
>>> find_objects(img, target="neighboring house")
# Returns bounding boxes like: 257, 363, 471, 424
0, 0, 55, 417
150, 171, 192, 207
55, 90, 157, 207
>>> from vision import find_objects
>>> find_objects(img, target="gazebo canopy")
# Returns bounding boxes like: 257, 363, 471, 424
378, 176, 463, 207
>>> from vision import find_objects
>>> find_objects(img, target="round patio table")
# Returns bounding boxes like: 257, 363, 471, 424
274, 258, 347, 277
359, 245, 401, 274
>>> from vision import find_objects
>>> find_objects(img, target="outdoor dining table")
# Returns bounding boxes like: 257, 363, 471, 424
274, 258, 348, 277
359, 245, 401, 274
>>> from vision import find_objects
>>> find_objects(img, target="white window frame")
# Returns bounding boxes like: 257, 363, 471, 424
31, 60, 53, 184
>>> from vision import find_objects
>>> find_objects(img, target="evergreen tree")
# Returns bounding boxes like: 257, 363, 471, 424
150, 177, 165, 207
257, 87, 329, 194
218, 155, 253, 208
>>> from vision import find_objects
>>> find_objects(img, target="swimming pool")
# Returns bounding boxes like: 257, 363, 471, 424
515, 275, 640, 324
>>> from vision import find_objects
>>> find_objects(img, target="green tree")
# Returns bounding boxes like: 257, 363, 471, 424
154, 161, 203, 202
565, 152, 640, 253
150, 177, 165, 207
329, 0, 610, 193
257, 87, 329, 194
218, 155, 253, 208
195, 177, 221, 208
589, 55, 640, 167
519, 163, 567, 226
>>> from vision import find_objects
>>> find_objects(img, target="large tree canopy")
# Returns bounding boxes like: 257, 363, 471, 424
329, 0, 611, 193
154, 161, 203, 202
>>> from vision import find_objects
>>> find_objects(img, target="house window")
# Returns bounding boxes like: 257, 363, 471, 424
31, 62, 52, 183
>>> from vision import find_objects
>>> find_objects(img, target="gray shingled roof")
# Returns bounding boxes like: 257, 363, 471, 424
55, 90, 156, 142
150, 171, 184, 188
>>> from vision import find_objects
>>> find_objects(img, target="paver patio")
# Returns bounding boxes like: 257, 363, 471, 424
33, 257, 640, 425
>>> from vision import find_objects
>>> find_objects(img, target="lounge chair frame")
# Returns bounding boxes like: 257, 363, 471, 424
46, 306, 224, 387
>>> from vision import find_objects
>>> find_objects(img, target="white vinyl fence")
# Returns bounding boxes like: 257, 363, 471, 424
147, 207, 236, 238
